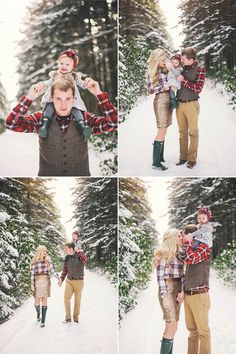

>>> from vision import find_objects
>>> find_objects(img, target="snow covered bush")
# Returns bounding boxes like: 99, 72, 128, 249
214, 241, 236, 286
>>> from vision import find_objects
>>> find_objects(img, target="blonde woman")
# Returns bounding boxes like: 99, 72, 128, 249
147, 48, 172, 171
153, 229, 184, 354
30, 245, 59, 327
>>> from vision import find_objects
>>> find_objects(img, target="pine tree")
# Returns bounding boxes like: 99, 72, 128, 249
119, 178, 157, 320
72, 178, 117, 280
119, 0, 172, 121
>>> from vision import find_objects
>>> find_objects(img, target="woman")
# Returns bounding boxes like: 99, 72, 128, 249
147, 48, 172, 171
153, 229, 184, 354
30, 245, 59, 327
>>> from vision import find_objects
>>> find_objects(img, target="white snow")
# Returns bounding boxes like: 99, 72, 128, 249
119, 269, 236, 354
0, 270, 117, 354
0, 211, 10, 222
0, 130, 101, 176
119, 81, 236, 176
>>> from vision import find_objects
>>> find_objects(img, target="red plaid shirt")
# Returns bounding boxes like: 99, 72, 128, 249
184, 240, 211, 265
5, 93, 117, 135
60, 250, 88, 283
156, 257, 184, 296
181, 61, 206, 94
31, 259, 59, 286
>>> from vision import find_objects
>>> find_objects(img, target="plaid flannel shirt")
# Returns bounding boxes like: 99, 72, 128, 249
31, 259, 59, 286
181, 61, 206, 94
184, 240, 211, 265
5, 93, 117, 135
156, 257, 184, 296
147, 72, 168, 95
60, 250, 88, 283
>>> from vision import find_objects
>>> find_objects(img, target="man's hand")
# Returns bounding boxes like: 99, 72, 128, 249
177, 74, 184, 82
84, 78, 102, 96
184, 233, 193, 243
26, 83, 45, 101
58, 279, 62, 287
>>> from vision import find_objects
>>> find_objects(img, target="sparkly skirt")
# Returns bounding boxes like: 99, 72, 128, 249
153, 92, 172, 128
35, 275, 51, 297
158, 278, 182, 322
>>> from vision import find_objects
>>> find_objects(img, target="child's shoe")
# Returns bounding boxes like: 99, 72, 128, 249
75, 121, 92, 140
170, 96, 178, 110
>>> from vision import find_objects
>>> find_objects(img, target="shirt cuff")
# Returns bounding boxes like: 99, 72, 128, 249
96, 92, 109, 104
20, 96, 33, 106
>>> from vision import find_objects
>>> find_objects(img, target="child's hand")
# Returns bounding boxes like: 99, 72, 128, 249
84, 78, 102, 95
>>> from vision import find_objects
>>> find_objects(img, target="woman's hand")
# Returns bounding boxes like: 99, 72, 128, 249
177, 291, 184, 303
177, 74, 184, 82
31, 285, 35, 292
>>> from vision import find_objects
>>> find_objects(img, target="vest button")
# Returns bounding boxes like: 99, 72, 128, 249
63, 170, 67, 173
63, 154, 66, 157
64, 139, 67, 143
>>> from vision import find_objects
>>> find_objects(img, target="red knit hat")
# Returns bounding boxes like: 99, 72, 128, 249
58, 48, 79, 68
197, 207, 212, 220
171, 53, 181, 62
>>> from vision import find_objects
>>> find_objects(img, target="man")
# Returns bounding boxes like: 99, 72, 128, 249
5, 77, 117, 176
176, 47, 206, 169
58, 242, 88, 323
182, 225, 212, 354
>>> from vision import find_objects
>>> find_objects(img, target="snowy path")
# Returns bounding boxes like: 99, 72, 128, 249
0, 270, 117, 354
0, 130, 101, 176
119, 269, 236, 354
119, 82, 236, 176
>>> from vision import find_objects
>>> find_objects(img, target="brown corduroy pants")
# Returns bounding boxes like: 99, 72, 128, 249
64, 279, 84, 321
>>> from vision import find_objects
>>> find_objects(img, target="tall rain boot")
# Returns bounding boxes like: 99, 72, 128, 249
160, 140, 165, 162
152, 140, 168, 171
160, 337, 173, 354
41, 306, 47, 328
35, 304, 40, 322
75, 120, 92, 140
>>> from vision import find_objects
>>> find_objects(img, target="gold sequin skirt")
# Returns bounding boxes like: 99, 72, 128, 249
153, 92, 172, 128
158, 278, 182, 322
35, 275, 51, 297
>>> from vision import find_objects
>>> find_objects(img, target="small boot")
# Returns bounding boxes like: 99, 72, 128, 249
160, 140, 165, 162
170, 96, 178, 110
152, 141, 168, 171
39, 117, 51, 138
75, 120, 92, 140
160, 337, 173, 354
35, 304, 40, 322
41, 306, 47, 328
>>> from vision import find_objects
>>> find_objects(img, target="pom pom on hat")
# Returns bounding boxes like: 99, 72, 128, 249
58, 48, 79, 68
197, 207, 212, 220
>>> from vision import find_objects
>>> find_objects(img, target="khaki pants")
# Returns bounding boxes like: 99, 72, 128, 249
176, 101, 200, 162
64, 279, 84, 321
184, 292, 211, 354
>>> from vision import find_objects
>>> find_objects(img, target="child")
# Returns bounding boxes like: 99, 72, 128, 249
72, 230, 82, 252
165, 54, 183, 110
190, 207, 213, 249
37, 48, 92, 140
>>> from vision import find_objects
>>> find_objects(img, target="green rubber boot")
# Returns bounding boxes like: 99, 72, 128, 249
160, 337, 173, 354
152, 141, 168, 171
75, 120, 92, 140
39, 117, 51, 138
170, 96, 178, 110
35, 304, 40, 322
160, 140, 165, 162
41, 306, 47, 328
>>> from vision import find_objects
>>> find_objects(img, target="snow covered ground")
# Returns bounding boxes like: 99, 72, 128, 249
0, 130, 101, 176
119, 269, 236, 354
119, 81, 236, 176
0, 270, 117, 354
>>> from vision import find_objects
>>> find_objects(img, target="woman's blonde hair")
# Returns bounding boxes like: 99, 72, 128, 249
31, 245, 51, 266
147, 48, 168, 85
153, 228, 180, 266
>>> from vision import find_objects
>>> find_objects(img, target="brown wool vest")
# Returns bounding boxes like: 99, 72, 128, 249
38, 118, 90, 176
66, 255, 84, 280
184, 258, 211, 291
177, 63, 201, 102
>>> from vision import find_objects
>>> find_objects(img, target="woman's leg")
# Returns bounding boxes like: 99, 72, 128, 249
42, 297, 47, 306
155, 127, 167, 141
164, 320, 178, 339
